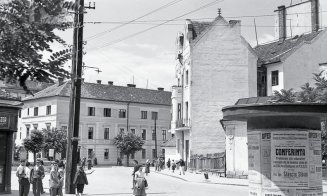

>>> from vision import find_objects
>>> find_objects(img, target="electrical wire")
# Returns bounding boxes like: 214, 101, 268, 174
87, 0, 224, 53
85, 0, 184, 41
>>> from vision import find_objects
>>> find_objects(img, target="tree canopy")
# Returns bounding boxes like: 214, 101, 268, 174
0, 0, 72, 92
114, 132, 144, 166
23, 129, 44, 164
43, 128, 67, 159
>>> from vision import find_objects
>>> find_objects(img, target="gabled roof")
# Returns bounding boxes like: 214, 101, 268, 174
161, 136, 176, 148
23, 82, 172, 106
254, 30, 323, 66
190, 21, 212, 40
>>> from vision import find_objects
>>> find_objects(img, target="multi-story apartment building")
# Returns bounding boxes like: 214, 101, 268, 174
16, 80, 172, 165
170, 14, 257, 169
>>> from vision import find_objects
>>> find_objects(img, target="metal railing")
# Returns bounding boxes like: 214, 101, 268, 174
175, 118, 191, 128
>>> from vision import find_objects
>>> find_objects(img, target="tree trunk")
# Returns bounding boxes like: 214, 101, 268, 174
126, 154, 130, 167
33, 152, 36, 165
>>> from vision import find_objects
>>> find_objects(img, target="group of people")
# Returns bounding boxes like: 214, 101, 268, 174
166, 158, 185, 175
16, 158, 65, 196
16, 159, 46, 196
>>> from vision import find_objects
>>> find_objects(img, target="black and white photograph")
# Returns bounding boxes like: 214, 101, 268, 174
1, 0, 327, 195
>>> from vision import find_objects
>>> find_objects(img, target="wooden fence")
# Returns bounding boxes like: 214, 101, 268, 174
189, 152, 225, 173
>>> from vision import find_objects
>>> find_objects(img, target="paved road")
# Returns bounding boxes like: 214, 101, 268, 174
10, 167, 248, 196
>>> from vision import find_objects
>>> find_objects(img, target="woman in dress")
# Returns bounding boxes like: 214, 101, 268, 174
145, 160, 150, 176
133, 166, 147, 196
49, 161, 60, 196
73, 166, 94, 196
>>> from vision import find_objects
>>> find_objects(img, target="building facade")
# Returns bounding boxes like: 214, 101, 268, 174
17, 80, 172, 165
257, 0, 327, 96
170, 15, 257, 168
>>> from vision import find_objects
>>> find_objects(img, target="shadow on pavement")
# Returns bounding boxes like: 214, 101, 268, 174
84, 192, 175, 195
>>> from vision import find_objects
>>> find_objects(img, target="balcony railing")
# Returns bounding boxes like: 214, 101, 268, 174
175, 118, 191, 128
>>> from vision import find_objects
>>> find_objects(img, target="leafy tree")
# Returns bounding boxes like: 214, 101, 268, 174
43, 128, 67, 160
0, 0, 72, 93
271, 88, 296, 103
114, 133, 144, 167
297, 82, 318, 103
23, 130, 44, 164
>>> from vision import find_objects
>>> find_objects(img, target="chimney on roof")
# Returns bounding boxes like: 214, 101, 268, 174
127, 84, 136, 88
277, 5, 286, 40
108, 81, 113, 85
157, 87, 164, 91
58, 77, 64, 86
97, 80, 101, 84
311, 0, 319, 32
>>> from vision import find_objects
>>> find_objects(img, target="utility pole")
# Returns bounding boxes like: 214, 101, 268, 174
65, 0, 95, 194
154, 112, 158, 158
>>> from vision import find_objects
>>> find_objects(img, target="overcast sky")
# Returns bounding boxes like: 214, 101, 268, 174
56, 0, 300, 90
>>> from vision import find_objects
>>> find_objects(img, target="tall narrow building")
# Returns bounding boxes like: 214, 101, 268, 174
170, 14, 257, 169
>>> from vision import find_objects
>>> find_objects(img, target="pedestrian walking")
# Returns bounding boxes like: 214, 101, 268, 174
171, 160, 176, 173
177, 159, 185, 175
131, 160, 141, 189
81, 157, 86, 169
49, 160, 60, 196
39, 160, 45, 194
93, 157, 97, 166
145, 160, 150, 176
87, 158, 92, 170
57, 162, 65, 196
153, 159, 158, 171
73, 166, 94, 196
133, 166, 147, 196
166, 158, 171, 170
31, 159, 44, 196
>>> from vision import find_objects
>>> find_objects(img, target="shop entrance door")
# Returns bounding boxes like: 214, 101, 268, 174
0, 132, 7, 192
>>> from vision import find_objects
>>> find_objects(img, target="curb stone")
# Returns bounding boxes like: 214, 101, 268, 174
153, 171, 248, 187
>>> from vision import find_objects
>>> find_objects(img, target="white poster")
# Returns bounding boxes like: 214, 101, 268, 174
308, 130, 322, 189
49, 149, 54, 157
261, 132, 272, 188
248, 131, 261, 184
271, 131, 309, 188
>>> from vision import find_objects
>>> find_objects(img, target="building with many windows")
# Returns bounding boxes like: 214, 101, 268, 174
16, 80, 172, 165
170, 14, 257, 169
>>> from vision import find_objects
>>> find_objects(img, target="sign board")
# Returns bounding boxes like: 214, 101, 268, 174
271, 131, 309, 188
49, 149, 54, 157
0, 115, 9, 129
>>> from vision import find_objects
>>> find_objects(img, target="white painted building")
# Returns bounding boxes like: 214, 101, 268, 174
170, 15, 257, 170
17, 80, 172, 165
257, 1, 327, 96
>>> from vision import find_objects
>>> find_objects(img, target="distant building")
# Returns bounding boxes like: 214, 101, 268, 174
17, 80, 172, 165
256, 0, 327, 96
170, 14, 257, 169
0, 80, 52, 99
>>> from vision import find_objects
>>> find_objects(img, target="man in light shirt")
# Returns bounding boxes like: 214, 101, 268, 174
17, 161, 31, 196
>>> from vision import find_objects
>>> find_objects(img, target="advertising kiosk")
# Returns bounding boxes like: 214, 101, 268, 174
0, 98, 21, 194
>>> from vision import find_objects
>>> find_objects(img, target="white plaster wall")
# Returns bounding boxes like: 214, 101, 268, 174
266, 63, 284, 96
19, 95, 172, 165
225, 121, 248, 173
190, 19, 257, 155
164, 147, 179, 164
283, 30, 327, 91
287, 2, 312, 37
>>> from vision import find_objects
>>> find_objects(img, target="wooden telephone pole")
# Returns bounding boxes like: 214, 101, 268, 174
65, 0, 95, 194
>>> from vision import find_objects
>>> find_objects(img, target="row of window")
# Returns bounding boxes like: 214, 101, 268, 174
87, 107, 158, 120
87, 127, 167, 141
100, 148, 165, 160
22, 105, 52, 118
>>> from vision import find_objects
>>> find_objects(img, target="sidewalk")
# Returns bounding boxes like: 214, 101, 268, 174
153, 168, 248, 186
154, 168, 327, 189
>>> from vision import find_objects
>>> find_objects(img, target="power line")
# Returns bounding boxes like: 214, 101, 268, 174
87, 0, 223, 53
83, 10, 327, 24
85, 0, 183, 41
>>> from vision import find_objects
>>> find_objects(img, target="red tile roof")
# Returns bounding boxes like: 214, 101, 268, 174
24, 82, 172, 106
254, 30, 323, 66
